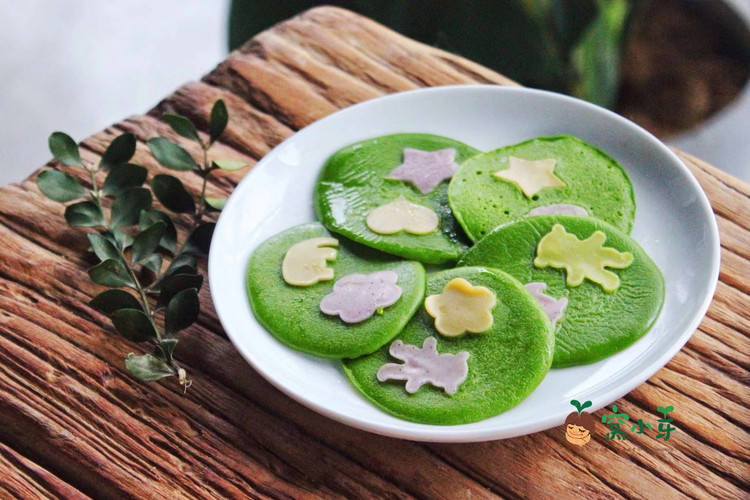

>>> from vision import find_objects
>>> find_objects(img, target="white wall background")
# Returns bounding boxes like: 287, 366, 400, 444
0, 0, 227, 184
0, 0, 747, 185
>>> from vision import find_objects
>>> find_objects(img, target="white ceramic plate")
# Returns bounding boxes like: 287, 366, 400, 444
209, 86, 720, 442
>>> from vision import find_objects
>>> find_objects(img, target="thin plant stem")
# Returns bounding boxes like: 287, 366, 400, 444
85, 161, 162, 344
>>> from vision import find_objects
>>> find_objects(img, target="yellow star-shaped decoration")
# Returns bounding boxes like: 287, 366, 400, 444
493, 156, 565, 198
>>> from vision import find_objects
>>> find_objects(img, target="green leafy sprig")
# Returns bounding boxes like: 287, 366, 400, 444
36, 100, 247, 387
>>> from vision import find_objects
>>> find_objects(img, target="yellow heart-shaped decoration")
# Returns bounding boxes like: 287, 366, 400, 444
366, 196, 439, 235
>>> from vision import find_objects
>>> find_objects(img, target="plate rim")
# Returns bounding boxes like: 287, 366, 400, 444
208, 84, 721, 442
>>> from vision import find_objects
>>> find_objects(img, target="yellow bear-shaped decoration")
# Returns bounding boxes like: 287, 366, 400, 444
534, 224, 633, 292
282, 237, 339, 286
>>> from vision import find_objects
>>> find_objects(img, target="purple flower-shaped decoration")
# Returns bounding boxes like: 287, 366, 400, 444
386, 148, 459, 194
320, 270, 402, 323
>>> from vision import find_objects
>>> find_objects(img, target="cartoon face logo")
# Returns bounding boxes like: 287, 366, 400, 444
565, 400, 594, 447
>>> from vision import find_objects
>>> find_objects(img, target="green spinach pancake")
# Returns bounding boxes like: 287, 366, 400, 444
314, 134, 480, 264
247, 223, 426, 358
448, 135, 635, 241
343, 267, 554, 425
459, 215, 664, 368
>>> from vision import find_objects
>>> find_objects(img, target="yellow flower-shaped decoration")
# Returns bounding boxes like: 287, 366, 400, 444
424, 278, 497, 337
534, 224, 633, 292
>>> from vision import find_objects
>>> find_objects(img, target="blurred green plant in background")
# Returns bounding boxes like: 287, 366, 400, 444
229, 0, 645, 109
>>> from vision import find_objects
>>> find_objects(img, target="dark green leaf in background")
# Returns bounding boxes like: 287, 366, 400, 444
102, 164, 148, 196
90, 289, 142, 315
209, 99, 228, 144
163, 114, 202, 144
151, 175, 195, 214
65, 201, 105, 227
227, 0, 638, 108
147, 137, 199, 171
131, 221, 166, 264
112, 309, 158, 341
549, 0, 598, 54
182, 222, 215, 255
88, 232, 121, 262
111, 187, 152, 228
36, 169, 88, 202
571, 0, 630, 108
211, 159, 247, 171
125, 353, 175, 381
99, 132, 137, 171
157, 273, 203, 309
165, 254, 197, 277
88, 258, 134, 288
48, 132, 84, 167
165, 288, 200, 335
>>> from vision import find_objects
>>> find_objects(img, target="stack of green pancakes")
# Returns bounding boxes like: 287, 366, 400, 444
247, 133, 664, 425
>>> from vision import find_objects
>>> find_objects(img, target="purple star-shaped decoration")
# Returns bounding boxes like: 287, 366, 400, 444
386, 148, 459, 194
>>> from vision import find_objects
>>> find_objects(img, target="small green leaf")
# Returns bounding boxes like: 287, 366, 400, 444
125, 353, 174, 381
182, 222, 215, 255
131, 221, 166, 264
141, 253, 163, 275
111, 187, 152, 228
90, 289, 141, 315
205, 197, 227, 211
147, 137, 198, 171
156, 338, 178, 363
99, 132, 136, 171
163, 114, 202, 144
112, 309, 157, 342
88, 232, 121, 262
209, 99, 228, 144
165, 254, 196, 277
102, 164, 148, 196
165, 288, 200, 335
151, 175, 195, 214
139, 209, 177, 254
65, 201, 106, 227
48, 132, 83, 167
157, 273, 203, 309
113, 229, 134, 250
211, 159, 247, 171
36, 170, 88, 202
88, 259, 134, 287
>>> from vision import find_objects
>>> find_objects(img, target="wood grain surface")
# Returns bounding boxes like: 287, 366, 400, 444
0, 7, 748, 499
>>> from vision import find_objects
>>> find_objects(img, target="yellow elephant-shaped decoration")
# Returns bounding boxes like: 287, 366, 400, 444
282, 237, 339, 286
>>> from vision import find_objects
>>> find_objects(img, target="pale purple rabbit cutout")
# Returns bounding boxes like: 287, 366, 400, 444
377, 337, 469, 395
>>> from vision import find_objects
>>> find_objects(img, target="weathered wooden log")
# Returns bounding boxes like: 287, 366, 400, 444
0, 6, 747, 499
